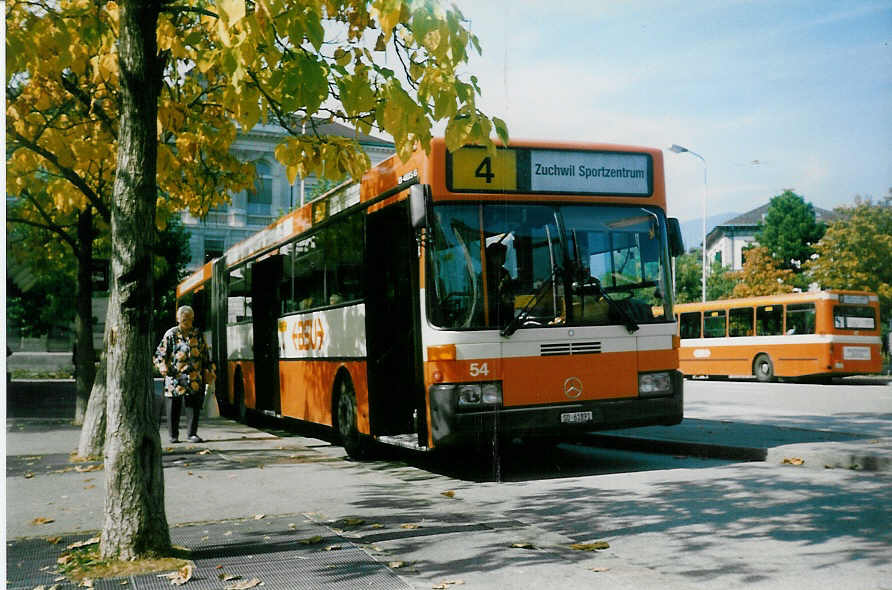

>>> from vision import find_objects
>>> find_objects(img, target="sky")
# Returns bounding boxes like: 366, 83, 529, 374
442, 0, 892, 224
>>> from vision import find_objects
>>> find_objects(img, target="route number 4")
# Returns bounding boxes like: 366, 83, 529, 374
469, 362, 490, 377
475, 157, 495, 183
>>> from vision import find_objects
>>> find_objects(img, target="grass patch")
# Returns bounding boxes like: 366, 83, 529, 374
10, 368, 74, 380
57, 539, 193, 583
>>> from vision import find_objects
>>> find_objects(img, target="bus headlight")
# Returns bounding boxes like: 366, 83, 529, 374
639, 372, 672, 397
431, 382, 503, 409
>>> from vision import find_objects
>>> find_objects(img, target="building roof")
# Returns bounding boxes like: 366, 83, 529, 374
720, 202, 836, 228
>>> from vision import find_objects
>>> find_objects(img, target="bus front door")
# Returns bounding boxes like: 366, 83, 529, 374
251, 255, 281, 415
365, 205, 425, 441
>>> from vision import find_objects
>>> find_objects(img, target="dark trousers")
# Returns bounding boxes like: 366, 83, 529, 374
166, 394, 201, 440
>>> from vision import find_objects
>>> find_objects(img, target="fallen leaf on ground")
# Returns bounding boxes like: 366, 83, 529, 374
224, 577, 262, 590
47, 536, 62, 544
218, 573, 242, 582
569, 541, 610, 551
67, 537, 100, 549
400, 523, 420, 530
342, 518, 365, 526
441, 490, 456, 498
510, 542, 537, 550
782, 457, 805, 466
75, 464, 103, 472
298, 535, 324, 545
388, 561, 414, 569
432, 581, 464, 589
31, 517, 55, 526
254, 513, 265, 520
198, 449, 212, 455
589, 567, 610, 572
158, 564, 193, 585
25, 472, 35, 479
323, 545, 343, 551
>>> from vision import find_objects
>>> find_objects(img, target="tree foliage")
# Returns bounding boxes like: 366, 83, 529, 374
673, 249, 702, 304
806, 196, 892, 328
755, 190, 825, 272
706, 259, 736, 300
729, 246, 795, 298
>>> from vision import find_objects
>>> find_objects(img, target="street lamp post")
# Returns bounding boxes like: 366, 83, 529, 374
669, 144, 708, 302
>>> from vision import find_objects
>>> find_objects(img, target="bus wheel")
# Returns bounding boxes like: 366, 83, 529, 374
335, 375, 368, 459
754, 354, 774, 382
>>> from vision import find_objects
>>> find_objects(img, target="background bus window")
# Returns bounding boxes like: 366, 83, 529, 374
680, 312, 702, 339
833, 305, 876, 330
756, 305, 782, 336
228, 265, 253, 324
786, 303, 816, 334
728, 307, 754, 337
703, 310, 726, 338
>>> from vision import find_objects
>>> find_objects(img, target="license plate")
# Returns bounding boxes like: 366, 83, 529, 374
843, 346, 871, 360
561, 411, 593, 424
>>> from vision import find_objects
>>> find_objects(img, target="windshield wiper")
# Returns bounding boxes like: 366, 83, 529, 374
572, 275, 639, 334
501, 264, 563, 337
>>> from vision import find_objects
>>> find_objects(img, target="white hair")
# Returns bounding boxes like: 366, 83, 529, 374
176, 305, 195, 321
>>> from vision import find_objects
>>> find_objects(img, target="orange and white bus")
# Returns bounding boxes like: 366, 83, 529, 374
676, 291, 883, 382
177, 138, 686, 456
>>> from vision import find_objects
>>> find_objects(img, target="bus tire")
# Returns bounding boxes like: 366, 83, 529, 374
754, 354, 774, 382
335, 374, 369, 460
234, 371, 248, 422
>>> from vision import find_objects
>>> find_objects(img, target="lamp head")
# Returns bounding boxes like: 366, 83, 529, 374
669, 144, 689, 154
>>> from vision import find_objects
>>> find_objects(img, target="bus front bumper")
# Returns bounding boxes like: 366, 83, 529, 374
429, 372, 683, 448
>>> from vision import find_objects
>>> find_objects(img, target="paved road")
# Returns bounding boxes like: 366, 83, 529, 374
5, 377, 892, 589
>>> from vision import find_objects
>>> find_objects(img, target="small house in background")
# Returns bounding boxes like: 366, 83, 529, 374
705, 202, 836, 271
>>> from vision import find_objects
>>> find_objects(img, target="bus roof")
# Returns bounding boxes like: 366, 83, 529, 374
177, 137, 670, 295
675, 290, 879, 312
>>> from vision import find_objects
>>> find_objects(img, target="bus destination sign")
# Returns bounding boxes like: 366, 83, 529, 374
447, 146, 652, 196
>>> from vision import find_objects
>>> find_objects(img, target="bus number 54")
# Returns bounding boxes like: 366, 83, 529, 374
469, 362, 489, 377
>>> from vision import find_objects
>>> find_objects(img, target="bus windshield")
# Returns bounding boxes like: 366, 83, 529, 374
427, 203, 673, 330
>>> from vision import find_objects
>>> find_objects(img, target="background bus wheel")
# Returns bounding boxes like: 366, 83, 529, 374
336, 376, 368, 459
754, 354, 774, 382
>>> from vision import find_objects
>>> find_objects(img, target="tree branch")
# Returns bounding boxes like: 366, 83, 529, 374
8, 128, 112, 222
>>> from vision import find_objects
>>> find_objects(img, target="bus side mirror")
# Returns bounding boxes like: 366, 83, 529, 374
409, 183, 431, 230
667, 218, 685, 257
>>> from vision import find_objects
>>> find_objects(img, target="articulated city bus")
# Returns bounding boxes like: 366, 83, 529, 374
177, 138, 686, 456
676, 291, 883, 381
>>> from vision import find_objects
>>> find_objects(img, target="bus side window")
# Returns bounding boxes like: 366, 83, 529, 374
756, 305, 782, 336
703, 310, 727, 338
680, 312, 702, 339
729, 307, 754, 337
786, 303, 815, 335
227, 264, 253, 324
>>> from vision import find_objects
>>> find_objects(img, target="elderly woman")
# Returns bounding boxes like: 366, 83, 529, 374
154, 306, 215, 443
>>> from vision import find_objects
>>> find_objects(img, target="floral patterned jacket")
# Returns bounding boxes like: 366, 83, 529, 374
153, 326, 214, 398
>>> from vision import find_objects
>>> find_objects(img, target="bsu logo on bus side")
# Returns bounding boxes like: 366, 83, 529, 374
279, 317, 325, 353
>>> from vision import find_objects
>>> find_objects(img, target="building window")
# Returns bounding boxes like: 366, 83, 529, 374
248, 160, 273, 215
204, 237, 224, 263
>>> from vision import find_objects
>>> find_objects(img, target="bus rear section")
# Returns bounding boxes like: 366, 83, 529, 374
677, 291, 883, 381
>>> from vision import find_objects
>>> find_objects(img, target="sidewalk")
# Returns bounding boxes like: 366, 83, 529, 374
7, 379, 892, 589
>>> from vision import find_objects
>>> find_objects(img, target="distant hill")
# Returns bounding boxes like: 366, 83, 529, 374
678, 212, 739, 251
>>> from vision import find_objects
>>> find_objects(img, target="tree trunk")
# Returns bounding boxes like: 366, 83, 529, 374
77, 331, 109, 459
74, 207, 97, 425
100, 0, 170, 560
